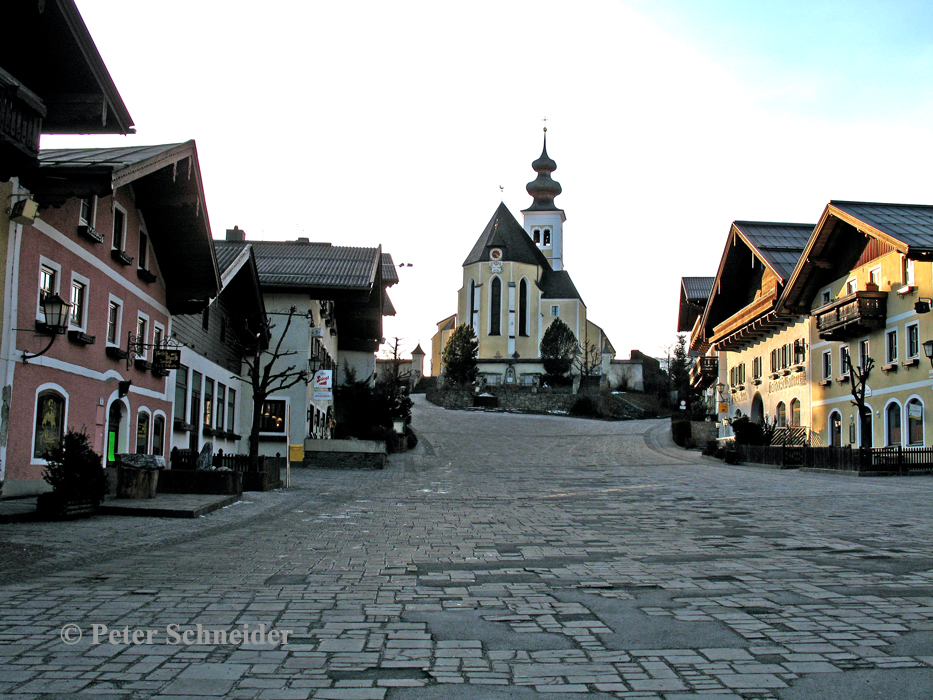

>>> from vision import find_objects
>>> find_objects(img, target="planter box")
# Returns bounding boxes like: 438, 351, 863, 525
117, 466, 159, 499
303, 439, 386, 469
157, 469, 243, 495
36, 493, 99, 520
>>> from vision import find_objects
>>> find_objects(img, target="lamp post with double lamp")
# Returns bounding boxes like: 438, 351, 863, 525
22, 293, 71, 363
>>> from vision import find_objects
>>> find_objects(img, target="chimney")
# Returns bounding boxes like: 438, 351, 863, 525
226, 226, 246, 241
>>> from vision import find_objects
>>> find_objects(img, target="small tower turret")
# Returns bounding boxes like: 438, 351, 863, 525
522, 128, 566, 270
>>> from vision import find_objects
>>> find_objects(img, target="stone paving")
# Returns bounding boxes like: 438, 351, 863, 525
0, 395, 932, 699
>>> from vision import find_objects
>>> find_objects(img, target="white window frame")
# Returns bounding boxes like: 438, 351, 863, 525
79, 195, 97, 227
37, 256, 62, 322
906, 395, 925, 447
821, 350, 832, 380
884, 399, 903, 447
906, 321, 920, 359
68, 271, 90, 331
107, 294, 123, 347
550, 305, 559, 317
112, 202, 128, 252
858, 338, 870, 371
840, 345, 850, 377
136, 312, 150, 359
820, 288, 832, 305
903, 257, 915, 286
31, 383, 69, 466
135, 408, 152, 455
152, 321, 165, 351
845, 278, 857, 295
869, 266, 882, 287
885, 328, 898, 365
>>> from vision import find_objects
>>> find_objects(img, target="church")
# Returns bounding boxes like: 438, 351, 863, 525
431, 132, 615, 385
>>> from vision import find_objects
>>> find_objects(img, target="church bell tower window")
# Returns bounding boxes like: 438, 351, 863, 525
543, 228, 551, 246
533, 229, 541, 244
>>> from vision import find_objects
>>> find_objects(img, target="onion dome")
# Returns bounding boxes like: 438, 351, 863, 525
525, 130, 562, 211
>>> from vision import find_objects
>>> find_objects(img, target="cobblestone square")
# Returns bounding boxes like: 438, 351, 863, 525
1, 396, 931, 699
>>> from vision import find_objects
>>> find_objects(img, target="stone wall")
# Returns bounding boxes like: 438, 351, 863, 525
303, 439, 387, 470
426, 387, 647, 418
158, 470, 243, 495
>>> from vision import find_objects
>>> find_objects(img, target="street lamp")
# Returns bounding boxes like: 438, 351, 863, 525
23, 293, 71, 363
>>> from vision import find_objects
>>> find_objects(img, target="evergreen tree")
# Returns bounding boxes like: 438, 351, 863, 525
43, 429, 108, 503
669, 334, 696, 409
540, 318, 577, 383
441, 324, 479, 387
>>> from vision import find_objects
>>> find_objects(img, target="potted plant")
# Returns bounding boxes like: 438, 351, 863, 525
37, 429, 107, 520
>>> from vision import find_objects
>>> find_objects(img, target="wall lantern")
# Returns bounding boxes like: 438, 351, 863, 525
22, 294, 71, 363
915, 298, 932, 314
923, 340, 933, 368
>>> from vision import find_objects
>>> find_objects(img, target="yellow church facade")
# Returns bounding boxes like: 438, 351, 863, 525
431, 135, 614, 385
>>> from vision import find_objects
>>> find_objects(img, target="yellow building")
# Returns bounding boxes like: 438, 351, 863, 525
432, 134, 614, 385
778, 201, 933, 448
692, 221, 814, 439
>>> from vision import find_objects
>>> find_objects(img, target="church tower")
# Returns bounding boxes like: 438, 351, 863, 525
522, 129, 566, 271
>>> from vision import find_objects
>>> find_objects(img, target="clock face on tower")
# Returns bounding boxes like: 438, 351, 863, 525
490, 248, 502, 260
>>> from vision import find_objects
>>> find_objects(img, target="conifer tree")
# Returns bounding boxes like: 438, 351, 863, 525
540, 318, 577, 383
441, 324, 478, 387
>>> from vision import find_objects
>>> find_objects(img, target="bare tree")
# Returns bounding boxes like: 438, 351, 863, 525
242, 306, 309, 468
846, 350, 874, 449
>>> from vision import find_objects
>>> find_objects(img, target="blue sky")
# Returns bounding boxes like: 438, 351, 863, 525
49, 1, 933, 364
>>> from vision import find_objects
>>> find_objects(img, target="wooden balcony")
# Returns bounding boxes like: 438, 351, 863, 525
689, 356, 719, 389
0, 68, 45, 161
814, 291, 887, 340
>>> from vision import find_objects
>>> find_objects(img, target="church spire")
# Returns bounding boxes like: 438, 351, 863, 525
525, 128, 562, 211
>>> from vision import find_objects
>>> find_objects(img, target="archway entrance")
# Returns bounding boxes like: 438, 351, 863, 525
751, 394, 764, 424
107, 402, 125, 465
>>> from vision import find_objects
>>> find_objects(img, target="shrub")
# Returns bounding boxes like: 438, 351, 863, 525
731, 417, 770, 446
570, 396, 603, 418
702, 439, 718, 456
671, 420, 692, 447
42, 429, 107, 503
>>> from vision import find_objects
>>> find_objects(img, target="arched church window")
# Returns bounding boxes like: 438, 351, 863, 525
519, 279, 528, 337
469, 279, 477, 331
490, 277, 501, 335
533, 229, 540, 244
543, 228, 551, 246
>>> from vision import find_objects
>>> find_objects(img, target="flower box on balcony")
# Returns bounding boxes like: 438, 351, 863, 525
136, 268, 157, 284
134, 358, 152, 371
819, 379, 831, 387
152, 366, 170, 377
793, 364, 806, 373
902, 358, 920, 368
67, 330, 95, 345
173, 418, 194, 432
752, 379, 762, 386
110, 249, 134, 266
77, 224, 104, 244
769, 372, 780, 380
106, 346, 128, 360
882, 363, 898, 373
836, 375, 849, 383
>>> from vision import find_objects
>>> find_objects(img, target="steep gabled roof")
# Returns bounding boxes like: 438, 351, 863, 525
696, 221, 813, 352
33, 141, 220, 313
677, 276, 714, 333
382, 253, 399, 287
539, 270, 582, 301
463, 202, 552, 268
779, 200, 933, 314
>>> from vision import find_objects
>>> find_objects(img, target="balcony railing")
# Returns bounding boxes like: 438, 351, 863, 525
689, 355, 718, 389
0, 68, 45, 160
814, 291, 887, 340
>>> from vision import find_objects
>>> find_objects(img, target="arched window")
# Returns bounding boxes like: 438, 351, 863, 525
533, 229, 541, 244
34, 391, 65, 458
136, 411, 150, 454
907, 398, 924, 446
152, 415, 165, 456
886, 402, 902, 446
829, 410, 842, 446
489, 277, 501, 335
776, 402, 786, 428
790, 398, 801, 428
469, 279, 477, 330
543, 228, 551, 246
518, 279, 528, 337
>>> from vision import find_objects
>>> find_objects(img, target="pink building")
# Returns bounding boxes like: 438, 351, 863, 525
5, 142, 219, 497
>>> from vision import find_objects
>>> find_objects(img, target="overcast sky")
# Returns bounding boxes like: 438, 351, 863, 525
46, 1, 933, 367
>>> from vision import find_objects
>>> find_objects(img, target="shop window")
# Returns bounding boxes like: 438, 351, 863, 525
886, 402, 902, 446
260, 400, 286, 433
907, 399, 923, 446
776, 402, 786, 428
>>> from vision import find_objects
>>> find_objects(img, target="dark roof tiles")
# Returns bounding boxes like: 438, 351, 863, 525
831, 201, 933, 251
682, 277, 714, 302
464, 202, 552, 268
733, 221, 814, 281
539, 269, 582, 301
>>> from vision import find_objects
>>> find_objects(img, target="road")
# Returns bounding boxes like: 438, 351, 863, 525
1, 395, 932, 699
